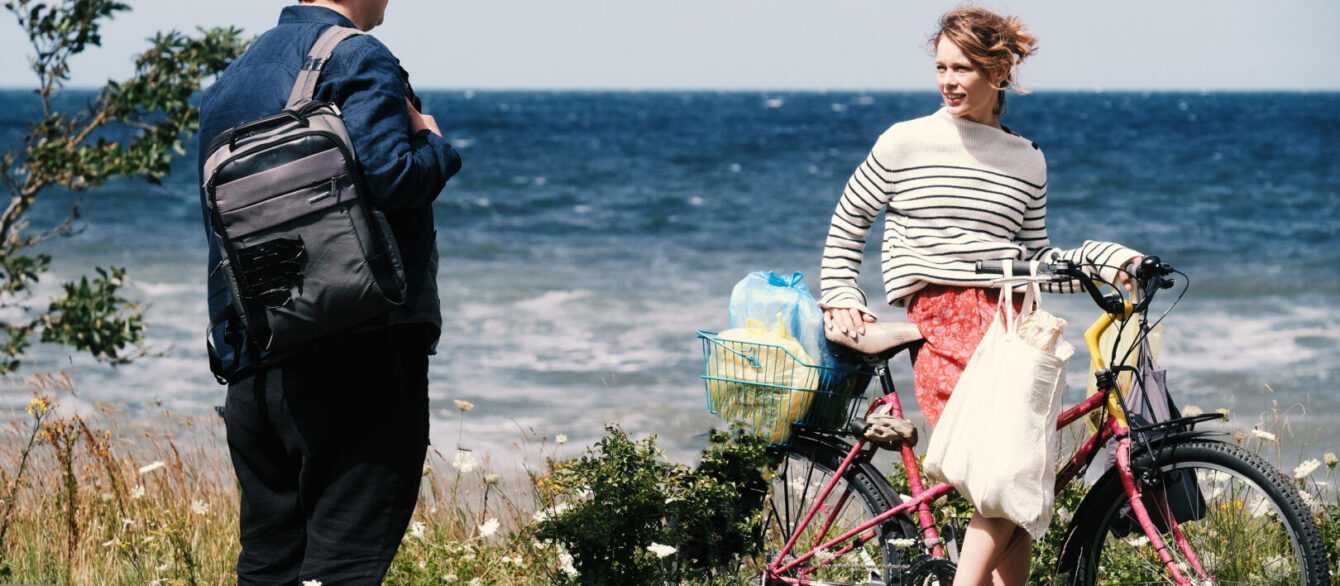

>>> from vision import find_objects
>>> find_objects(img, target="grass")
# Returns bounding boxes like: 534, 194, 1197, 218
1, 374, 1337, 584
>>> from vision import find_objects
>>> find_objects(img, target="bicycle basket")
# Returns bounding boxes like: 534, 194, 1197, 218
697, 330, 869, 446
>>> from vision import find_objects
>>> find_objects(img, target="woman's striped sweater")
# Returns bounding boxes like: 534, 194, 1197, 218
819, 107, 1142, 312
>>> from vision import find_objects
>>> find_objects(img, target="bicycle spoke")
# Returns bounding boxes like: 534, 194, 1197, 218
1093, 461, 1309, 584
760, 446, 899, 585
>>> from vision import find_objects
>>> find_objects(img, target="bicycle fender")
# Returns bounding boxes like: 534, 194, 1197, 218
1053, 433, 1230, 582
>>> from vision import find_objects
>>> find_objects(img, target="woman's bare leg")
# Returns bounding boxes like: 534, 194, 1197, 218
952, 513, 1018, 586
990, 527, 1032, 585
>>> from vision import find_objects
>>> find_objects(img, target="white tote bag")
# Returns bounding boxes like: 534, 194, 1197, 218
922, 263, 1075, 539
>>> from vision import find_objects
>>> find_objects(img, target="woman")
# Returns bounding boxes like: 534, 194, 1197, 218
818, 7, 1142, 585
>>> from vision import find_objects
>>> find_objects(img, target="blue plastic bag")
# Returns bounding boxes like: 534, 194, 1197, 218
728, 271, 834, 368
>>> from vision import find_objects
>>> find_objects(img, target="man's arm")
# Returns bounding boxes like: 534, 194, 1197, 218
325, 38, 461, 210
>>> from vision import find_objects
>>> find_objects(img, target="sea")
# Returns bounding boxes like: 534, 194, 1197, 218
0, 90, 1336, 470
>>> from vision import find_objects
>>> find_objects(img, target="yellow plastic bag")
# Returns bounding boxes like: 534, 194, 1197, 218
706, 315, 820, 443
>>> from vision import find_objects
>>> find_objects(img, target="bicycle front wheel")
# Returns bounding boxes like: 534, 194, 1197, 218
1059, 439, 1330, 585
756, 432, 920, 585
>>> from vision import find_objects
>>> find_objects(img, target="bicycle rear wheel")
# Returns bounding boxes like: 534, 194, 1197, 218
757, 432, 920, 585
1059, 439, 1330, 585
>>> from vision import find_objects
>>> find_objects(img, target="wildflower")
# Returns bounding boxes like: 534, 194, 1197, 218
442, 574, 457, 583
558, 548, 578, 578
1251, 428, 1277, 442
138, 461, 167, 475
1299, 490, 1325, 515
418, 560, 427, 569
479, 517, 500, 538
484, 473, 500, 486
1182, 405, 1203, 417
1262, 555, 1289, 581
25, 396, 49, 417
887, 538, 916, 549
191, 499, 209, 515
1325, 452, 1338, 470
410, 521, 426, 540
555, 434, 568, 445
1215, 408, 1230, 421
131, 485, 145, 499
451, 450, 479, 473
1293, 458, 1321, 480
1056, 506, 1072, 523
510, 555, 525, 567
814, 548, 836, 563
453, 399, 475, 413
302, 581, 323, 586
1125, 535, 1149, 548
647, 542, 676, 558
532, 502, 570, 524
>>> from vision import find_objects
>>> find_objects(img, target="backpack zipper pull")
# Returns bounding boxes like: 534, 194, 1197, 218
308, 177, 338, 204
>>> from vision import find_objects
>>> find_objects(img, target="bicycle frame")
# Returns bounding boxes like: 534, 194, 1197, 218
765, 304, 1212, 585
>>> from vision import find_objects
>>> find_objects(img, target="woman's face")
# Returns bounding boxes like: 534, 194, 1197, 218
935, 36, 999, 125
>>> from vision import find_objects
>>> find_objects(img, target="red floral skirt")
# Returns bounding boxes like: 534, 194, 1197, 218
906, 285, 1022, 427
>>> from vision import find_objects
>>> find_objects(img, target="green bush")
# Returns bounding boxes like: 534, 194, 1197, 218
534, 425, 772, 584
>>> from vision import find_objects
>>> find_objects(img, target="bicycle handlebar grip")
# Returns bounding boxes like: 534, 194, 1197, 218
974, 260, 1003, 274
974, 259, 1053, 276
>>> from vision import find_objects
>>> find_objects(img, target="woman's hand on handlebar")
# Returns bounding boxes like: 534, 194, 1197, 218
824, 306, 876, 340
1115, 256, 1144, 294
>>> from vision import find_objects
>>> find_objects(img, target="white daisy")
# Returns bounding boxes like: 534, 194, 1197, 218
558, 548, 579, 578
451, 450, 479, 473
647, 542, 676, 558
1294, 458, 1321, 480
479, 517, 500, 538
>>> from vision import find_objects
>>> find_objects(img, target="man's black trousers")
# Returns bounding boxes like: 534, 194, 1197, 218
223, 326, 430, 585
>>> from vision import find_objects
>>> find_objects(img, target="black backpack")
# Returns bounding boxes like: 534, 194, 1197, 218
203, 26, 405, 363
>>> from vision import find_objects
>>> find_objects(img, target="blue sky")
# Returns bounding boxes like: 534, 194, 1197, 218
2, 0, 1337, 90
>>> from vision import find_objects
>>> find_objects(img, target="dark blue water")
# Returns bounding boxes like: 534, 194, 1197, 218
1, 90, 1337, 464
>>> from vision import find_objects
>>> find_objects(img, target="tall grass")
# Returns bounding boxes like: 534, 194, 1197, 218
1, 376, 1336, 584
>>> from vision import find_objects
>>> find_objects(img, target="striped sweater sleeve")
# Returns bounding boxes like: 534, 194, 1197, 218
1021, 191, 1143, 293
818, 149, 893, 313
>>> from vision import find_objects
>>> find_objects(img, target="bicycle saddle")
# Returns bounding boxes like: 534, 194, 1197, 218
825, 321, 924, 357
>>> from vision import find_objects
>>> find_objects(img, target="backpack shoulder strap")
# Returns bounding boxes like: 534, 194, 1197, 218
285, 25, 364, 110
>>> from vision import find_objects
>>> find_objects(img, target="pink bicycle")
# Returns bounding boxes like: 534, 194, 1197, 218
699, 258, 1328, 585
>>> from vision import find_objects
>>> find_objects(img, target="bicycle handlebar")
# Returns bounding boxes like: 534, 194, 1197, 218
974, 256, 1176, 316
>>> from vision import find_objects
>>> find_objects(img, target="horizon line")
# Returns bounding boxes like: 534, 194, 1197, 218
1, 85, 1338, 94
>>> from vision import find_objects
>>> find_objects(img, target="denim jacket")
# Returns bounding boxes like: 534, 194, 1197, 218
198, 6, 461, 381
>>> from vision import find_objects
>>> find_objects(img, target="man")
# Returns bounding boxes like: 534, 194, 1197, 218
196, 1, 460, 583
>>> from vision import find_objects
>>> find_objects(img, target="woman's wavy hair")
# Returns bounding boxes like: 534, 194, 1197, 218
930, 6, 1038, 116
